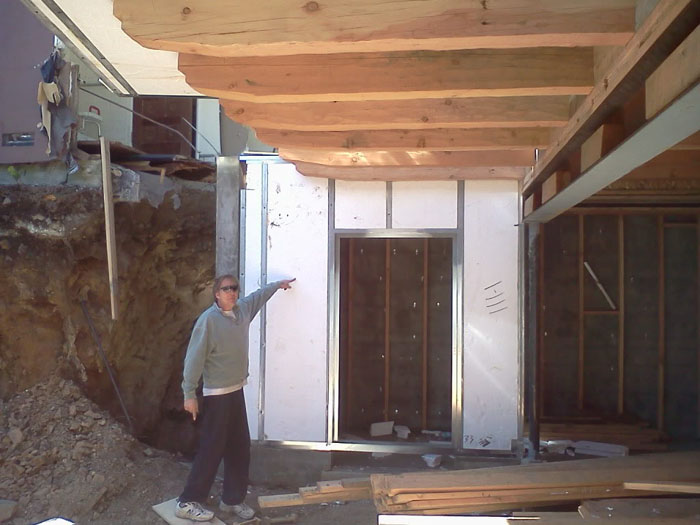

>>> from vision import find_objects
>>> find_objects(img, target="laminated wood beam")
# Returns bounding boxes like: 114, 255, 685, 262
279, 149, 534, 168
180, 48, 593, 103
522, 0, 700, 197
255, 127, 553, 152
646, 25, 700, 120
113, 0, 635, 57
292, 163, 526, 182
222, 96, 572, 132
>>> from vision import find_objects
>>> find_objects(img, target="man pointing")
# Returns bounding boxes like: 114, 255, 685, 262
176, 274, 295, 522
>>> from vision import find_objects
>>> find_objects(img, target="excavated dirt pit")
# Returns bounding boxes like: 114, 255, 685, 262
0, 181, 378, 524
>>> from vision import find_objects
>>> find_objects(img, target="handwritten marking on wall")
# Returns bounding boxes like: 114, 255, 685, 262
484, 280, 507, 314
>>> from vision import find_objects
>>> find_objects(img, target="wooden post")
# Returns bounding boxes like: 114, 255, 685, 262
537, 225, 545, 419
527, 223, 541, 457
658, 215, 665, 431
578, 214, 585, 410
618, 214, 625, 415
100, 136, 118, 320
384, 239, 392, 421
421, 238, 429, 430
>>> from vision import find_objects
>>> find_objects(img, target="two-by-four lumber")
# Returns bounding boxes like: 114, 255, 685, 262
259, 478, 372, 509
522, 0, 700, 196
371, 451, 700, 514
113, 0, 635, 57
624, 481, 700, 495
180, 48, 593, 103
222, 96, 572, 132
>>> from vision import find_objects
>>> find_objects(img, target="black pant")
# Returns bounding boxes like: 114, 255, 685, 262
179, 389, 251, 505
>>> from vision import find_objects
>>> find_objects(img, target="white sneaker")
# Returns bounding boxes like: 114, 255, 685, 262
219, 500, 255, 519
175, 500, 215, 522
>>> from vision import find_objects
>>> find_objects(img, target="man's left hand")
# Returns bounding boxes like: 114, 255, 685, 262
279, 278, 296, 290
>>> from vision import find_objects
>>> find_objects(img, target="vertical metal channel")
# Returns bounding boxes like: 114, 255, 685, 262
452, 180, 465, 449
239, 166, 247, 297
517, 188, 525, 441
326, 179, 337, 445
386, 181, 393, 229
257, 162, 269, 441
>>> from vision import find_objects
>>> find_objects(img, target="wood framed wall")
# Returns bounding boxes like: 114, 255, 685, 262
338, 237, 452, 437
539, 209, 699, 439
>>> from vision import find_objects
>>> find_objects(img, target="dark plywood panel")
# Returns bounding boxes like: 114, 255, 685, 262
664, 224, 699, 438
427, 238, 452, 431
345, 238, 386, 430
623, 215, 659, 427
583, 314, 619, 414
583, 215, 620, 311
542, 214, 580, 417
389, 239, 424, 430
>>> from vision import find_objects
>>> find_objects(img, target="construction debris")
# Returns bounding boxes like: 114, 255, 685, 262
536, 420, 668, 451
258, 478, 371, 509
371, 451, 700, 515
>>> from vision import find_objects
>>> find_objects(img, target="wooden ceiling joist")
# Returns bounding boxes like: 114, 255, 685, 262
221, 96, 572, 132
255, 127, 553, 152
291, 162, 526, 182
522, 0, 700, 197
279, 149, 534, 168
180, 48, 594, 103
113, 0, 635, 57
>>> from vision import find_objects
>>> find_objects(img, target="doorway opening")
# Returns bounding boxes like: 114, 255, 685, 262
338, 237, 453, 444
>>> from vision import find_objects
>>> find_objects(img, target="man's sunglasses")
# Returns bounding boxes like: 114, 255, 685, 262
220, 285, 239, 293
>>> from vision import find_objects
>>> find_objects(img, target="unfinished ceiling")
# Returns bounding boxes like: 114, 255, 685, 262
109, 0, 699, 209
25, 0, 700, 218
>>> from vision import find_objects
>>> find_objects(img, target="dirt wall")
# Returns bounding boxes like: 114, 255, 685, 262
0, 180, 216, 452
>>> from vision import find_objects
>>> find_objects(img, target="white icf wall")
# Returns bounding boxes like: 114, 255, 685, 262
463, 180, 520, 451
243, 161, 520, 450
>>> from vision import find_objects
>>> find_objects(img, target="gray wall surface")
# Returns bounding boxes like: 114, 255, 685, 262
0, 0, 54, 164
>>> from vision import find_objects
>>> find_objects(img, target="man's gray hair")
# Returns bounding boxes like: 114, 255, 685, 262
213, 274, 239, 297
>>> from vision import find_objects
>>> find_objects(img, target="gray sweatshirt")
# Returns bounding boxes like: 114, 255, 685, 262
181, 281, 282, 400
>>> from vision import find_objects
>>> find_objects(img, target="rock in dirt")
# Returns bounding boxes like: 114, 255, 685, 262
0, 499, 17, 522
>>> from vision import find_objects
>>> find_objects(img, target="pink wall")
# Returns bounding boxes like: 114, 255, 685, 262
0, 0, 54, 164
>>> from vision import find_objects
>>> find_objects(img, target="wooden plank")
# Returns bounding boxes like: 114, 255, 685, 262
618, 215, 625, 415
114, 0, 635, 57
279, 149, 535, 168
255, 127, 553, 152
541, 171, 571, 204
258, 493, 306, 508
624, 481, 700, 494
578, 214, 584, 411
181, 48, 594, 103
580, 123, 625, 172
523, 191, 541, 217
646, 25, 700, 119
100, 136, 119, 320
291, 163, 526, 182
372, 451, 700, 497
658, 215, 665, 432
222, 96, 572, 132
522, 0, 700, 196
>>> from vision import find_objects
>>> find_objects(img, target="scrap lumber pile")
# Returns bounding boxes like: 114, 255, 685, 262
371, 451, 700, 515
537, 421, 668, 451
259, 478, 371, 509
